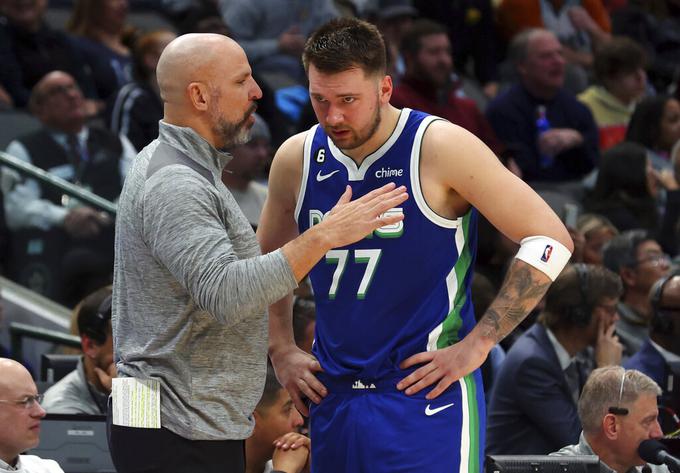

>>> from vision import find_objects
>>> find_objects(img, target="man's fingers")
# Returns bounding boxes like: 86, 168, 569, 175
403, 367, 443, 396
289, 389, 309, 417
308, 358, 324, 373
397, 359, 436, 390
295, 376, 326, 404
426, 376, 457, 400
335, 185, 353, 206
399, 351, 434, 370
355, 182, 398, 203
605, 323, 616, 337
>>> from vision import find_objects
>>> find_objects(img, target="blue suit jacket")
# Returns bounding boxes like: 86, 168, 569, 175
486, 323, 582, 455
624, 340, 666, 391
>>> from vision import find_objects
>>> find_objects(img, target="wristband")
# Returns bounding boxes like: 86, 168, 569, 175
515, 235, 572, 281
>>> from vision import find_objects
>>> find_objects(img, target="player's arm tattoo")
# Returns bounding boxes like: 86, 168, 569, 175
479, 259, 551, 343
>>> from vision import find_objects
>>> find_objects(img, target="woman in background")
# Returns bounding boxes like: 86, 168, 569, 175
68, 0, 134, 103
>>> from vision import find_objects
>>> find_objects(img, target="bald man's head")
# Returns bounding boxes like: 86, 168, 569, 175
0, 358, 45, 465
29, 70, 86, 133
0, 358, 32, 394
156, 33, 263, 149
157, 33, 244, 105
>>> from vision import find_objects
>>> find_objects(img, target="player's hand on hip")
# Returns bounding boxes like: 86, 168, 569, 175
271, 344, 326, 416
320, 183, 408, 248
396, 337, 488, 400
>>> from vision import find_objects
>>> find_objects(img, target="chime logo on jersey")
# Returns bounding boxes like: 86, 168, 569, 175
541, 244, 553, 262
375, 167, 404, 178
309, 207, 404, 238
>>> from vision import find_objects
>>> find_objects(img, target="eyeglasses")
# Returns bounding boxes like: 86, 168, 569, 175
43, 83, 80, 99
634, 253, 670, 268
0, 394, 44, 410
596, 303, 618, 316
608, 370, 629, 416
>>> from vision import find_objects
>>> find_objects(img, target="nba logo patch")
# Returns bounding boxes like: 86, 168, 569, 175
541, 245, 553, 262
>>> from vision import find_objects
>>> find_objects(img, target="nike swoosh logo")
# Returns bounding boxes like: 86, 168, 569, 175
425, 403, 454, 416
316, 170, 340, 182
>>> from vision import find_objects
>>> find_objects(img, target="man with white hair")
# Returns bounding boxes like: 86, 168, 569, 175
552, 366, 669, 473
0, 358, 64, 473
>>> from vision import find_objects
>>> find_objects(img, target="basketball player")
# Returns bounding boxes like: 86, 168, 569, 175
258, 18, 573, 473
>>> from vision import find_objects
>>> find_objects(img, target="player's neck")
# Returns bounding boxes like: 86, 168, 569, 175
342, 105, 401, 165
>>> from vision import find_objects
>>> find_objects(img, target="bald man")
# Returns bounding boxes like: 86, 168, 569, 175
2, 70, 135, 306
110, 33, 407, 473
0, 358, 64, 473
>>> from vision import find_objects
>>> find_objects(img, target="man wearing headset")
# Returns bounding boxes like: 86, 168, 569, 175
42, 288, 114, 414
487, 264, 624, 454
552, 366, 668, 473
625, 273, 680, 434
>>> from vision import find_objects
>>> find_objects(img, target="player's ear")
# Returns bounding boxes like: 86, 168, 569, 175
379, 74, 392, 104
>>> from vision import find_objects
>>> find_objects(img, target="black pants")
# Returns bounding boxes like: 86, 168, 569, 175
106, 404, 245, 473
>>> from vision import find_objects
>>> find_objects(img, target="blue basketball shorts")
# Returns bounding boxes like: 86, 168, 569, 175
309, 369, 486, 473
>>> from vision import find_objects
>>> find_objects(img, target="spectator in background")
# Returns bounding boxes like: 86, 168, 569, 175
603, 230, 672, 357
0, 358, 65, 473
42, 288, 114, 414
245, 365, 308, 473
496, 0, 612, 93
292, 296, 315, 355
486, 29, 599, 184
611, 0, 680, 94
552, 366, 667, 473
67, 0, 134, 103
391, 19, 505, 155
576, 213, 619, 265
1, 71, 135, 306
578, 36, 648, 151
487, 264, 623, 455
221, 113, 271, 229
414, 0, 500, 100
109, 29, 176, 152
663, 139, 680, 255
585, 142, 663, 233
220, 0, 338, 88
626, 95, 680, 169
0, 0, 97, 109
369, 0, 417, 84
625, 273, 680, 432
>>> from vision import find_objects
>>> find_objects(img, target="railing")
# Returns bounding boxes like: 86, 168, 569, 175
0, 150, 117, 215
9, 322, 81, 361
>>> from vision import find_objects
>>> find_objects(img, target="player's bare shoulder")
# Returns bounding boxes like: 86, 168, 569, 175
272, 131, 307, 175
420, 118, 505, 188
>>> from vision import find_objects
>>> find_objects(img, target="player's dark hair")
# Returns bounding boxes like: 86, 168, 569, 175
303, 17, 386, 77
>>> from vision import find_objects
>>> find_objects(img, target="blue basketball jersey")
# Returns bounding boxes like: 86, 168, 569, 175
296, 108, 479, 381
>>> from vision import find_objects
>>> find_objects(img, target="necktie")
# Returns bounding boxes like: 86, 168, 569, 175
564, 361, 580, 404
66, 134, 83, 167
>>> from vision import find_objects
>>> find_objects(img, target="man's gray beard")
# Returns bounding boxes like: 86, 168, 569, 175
214, 117, 251, 149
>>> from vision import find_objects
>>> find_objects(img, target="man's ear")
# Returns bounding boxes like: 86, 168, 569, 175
81, 334, 99, 359
380, 74, 393, 105
187, 82, 211, 112
620, 267, 637, 288
602, 413, 619, 440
